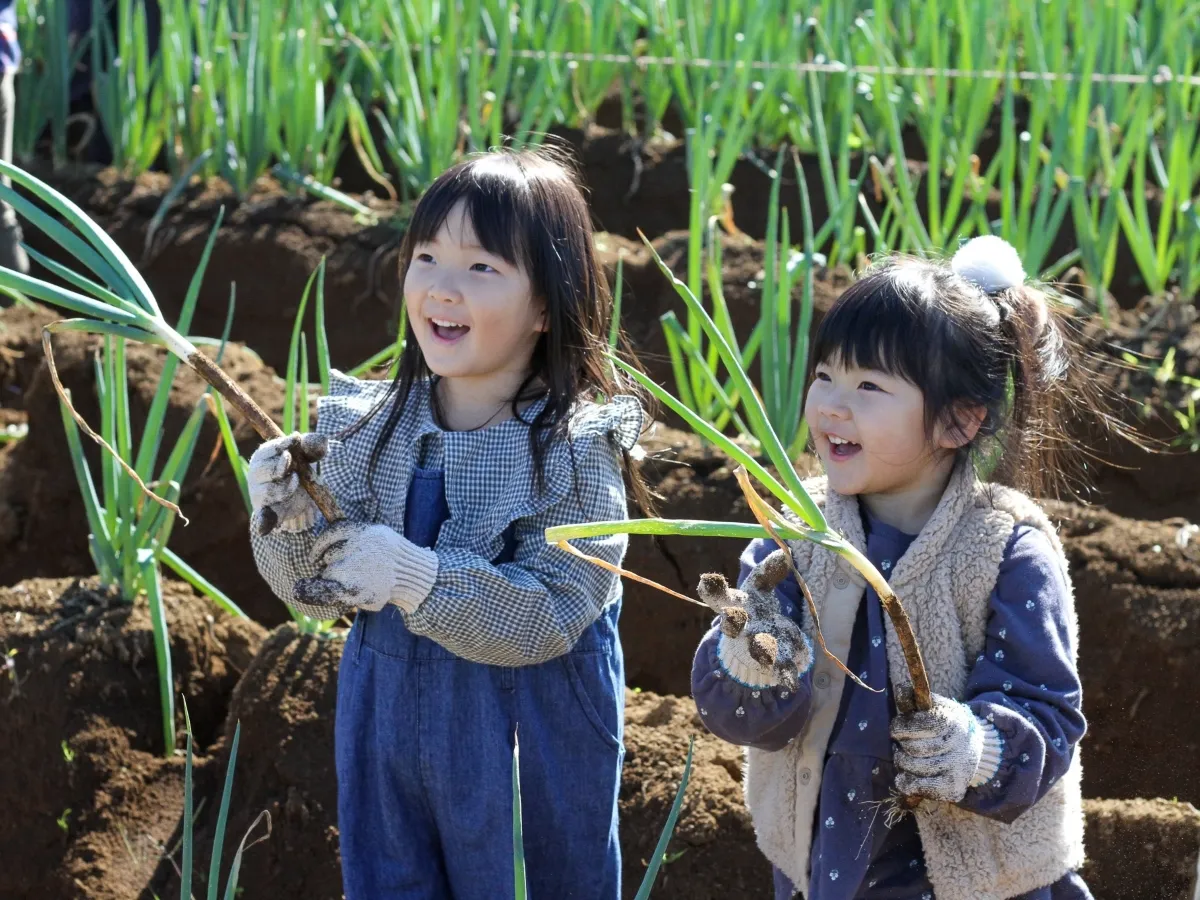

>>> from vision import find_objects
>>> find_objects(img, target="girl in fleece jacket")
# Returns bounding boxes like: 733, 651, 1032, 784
692, 236, 1097, 900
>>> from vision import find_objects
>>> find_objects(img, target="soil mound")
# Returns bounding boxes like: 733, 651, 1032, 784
0, 576, 264, 898
0, 307, 291, 626
1047, 502, 1200, 803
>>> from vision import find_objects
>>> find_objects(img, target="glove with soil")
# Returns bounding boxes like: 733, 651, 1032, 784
696, 548, 813, 692
248, 432, 329, 535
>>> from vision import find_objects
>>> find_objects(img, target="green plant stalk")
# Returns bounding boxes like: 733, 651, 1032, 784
142, 553, 175, 756
0, 161, 341, 528
632, 736, 695, 899
207, 722, 241, 900
639, 230, 821, 521
513, 732, 527, 899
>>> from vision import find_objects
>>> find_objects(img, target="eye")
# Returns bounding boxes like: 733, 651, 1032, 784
858, 381, 884, 392
470, 262, 497, 273
814, 370, 832, 382
414, 252, 434, 264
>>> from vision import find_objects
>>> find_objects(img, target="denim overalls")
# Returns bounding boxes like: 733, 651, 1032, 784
335, 464, 625, 900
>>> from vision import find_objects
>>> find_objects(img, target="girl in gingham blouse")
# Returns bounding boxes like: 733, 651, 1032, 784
249, 147, 652, 900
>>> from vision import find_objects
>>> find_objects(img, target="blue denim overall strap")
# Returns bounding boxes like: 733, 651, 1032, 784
336, 464, 624, 900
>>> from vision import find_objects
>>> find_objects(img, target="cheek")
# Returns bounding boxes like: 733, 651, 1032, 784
403, 273, 423, 311
803, 387, 819, 421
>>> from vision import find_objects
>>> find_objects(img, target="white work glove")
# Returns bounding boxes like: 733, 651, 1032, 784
247, 432, 329, 534
293, 520, 439, 614
696, 548, 813, 691
891, 692, 996, 802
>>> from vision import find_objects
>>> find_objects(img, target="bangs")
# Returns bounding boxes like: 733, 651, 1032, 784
405, 155, 541, 272
811, 267, 953, 387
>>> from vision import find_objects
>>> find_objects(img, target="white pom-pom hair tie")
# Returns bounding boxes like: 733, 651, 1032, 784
951, 235, 1026, 294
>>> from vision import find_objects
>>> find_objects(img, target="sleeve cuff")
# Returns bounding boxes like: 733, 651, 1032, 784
717, 633, 781, 688
969, 717, 1005, 787
388, 541, 439, 614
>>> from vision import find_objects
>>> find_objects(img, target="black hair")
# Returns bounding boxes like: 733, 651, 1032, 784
811, 254, 1127, 499
340, 144, 657, 515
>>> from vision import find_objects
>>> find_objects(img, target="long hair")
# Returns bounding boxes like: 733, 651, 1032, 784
341, 145, 657, 514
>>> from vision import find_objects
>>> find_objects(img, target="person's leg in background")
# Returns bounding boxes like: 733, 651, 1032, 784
0, 4, 28, 276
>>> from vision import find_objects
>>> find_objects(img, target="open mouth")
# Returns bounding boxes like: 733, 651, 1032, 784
429, 317, 471, 342
827, 435, 862, 460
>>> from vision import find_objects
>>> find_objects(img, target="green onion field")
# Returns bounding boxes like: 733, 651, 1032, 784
0, 1, 1198, 897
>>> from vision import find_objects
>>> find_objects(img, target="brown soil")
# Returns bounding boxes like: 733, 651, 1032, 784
0, 575, 264, 899
1046, 501, 1200, 804
129, 637, 1200, 900
1081, 798, 1200, 900
156, 623, 346, 900
0, 306, 293, 625
1078, 309, 1200, 522
621, 690, 771, 898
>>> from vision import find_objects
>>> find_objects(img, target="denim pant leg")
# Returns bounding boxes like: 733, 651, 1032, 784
518, 644, 624, 900
421, 612, 625, 900
337, 612, 453, 900
416, 652, 521, 900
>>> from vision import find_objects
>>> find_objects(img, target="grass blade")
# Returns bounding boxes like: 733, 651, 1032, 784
637, 232, 825, 528
633, 736, 694, 900
181, 697, 193, 900
158, 549, 248, 621
512, 730, 527, 900
206, 722, 241, 900
610, 354, 801, 518
546, 518, 790, 544
314, 258, 331, 396
140, 553, 175, 757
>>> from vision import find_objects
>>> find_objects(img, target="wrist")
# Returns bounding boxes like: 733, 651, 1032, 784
968, 713, 1005, 787
385, 533, 439, 614
717, 633, 780, 689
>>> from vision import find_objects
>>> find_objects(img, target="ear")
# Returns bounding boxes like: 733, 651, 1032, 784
532, 297, 549, 333
937, 404, 987, 449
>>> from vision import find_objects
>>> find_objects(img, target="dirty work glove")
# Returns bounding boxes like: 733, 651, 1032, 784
294, 520, 439, 614
891, 692, 1000, 802
248, 432, 329, 534
696, 548, 813, 692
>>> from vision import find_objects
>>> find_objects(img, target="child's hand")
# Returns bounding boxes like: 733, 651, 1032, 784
696, 549, 813, 691
891, 693, 986, 802
248, 432, 329, 534
294, 520, 439, 614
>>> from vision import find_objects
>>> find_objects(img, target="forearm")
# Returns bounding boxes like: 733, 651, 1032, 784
249, 524, 339, 619
956, 689, 1083, 823
403, 535, 625, 666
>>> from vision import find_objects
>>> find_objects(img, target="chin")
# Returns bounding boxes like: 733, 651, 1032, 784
822, 466, 868, 497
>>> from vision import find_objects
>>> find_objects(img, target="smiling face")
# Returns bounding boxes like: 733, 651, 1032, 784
403, 199, 546, 393
805, 356, 965, 501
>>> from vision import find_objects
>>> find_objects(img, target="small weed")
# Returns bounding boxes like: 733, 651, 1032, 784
2, 647, 28, 698
56, 809, 71, 833
1122, 349, 1200, 450
61, 740, 75, 764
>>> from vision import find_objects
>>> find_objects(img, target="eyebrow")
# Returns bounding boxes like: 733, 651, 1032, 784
425, 233, 489, 251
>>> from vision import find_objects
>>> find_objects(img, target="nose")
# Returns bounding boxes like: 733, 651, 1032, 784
813, 389, 851, 422
428, 271, 463, 305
